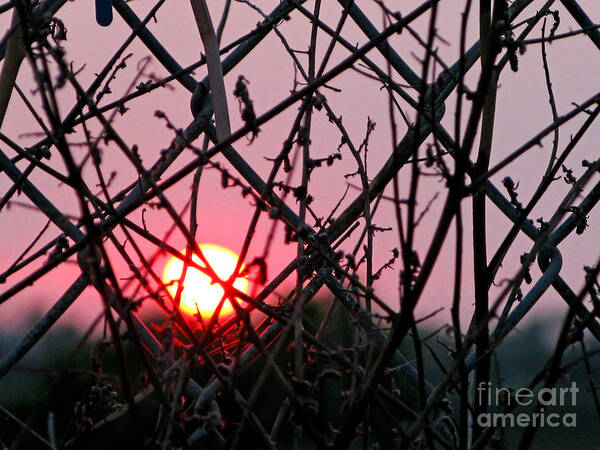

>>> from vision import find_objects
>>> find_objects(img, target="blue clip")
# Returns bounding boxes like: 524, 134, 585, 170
95, 0, 113, 27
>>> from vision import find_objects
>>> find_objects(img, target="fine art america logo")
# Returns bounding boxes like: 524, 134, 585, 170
476, 382, 578, 428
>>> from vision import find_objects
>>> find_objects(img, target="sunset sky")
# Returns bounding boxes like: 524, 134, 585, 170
1, 0, 599, 336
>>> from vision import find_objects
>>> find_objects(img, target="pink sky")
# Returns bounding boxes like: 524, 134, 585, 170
1, 1, 599, 335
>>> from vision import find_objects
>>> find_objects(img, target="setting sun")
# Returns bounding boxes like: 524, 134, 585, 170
162, 244, 248, 319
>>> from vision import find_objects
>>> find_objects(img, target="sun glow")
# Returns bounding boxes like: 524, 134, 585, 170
162, 244, 248, 319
